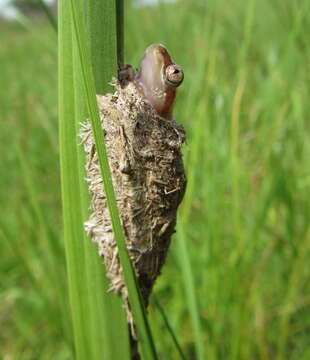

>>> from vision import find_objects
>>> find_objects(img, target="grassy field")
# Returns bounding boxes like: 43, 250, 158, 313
1, 0, 310, 358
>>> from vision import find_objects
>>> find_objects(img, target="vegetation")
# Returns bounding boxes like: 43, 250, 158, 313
1, 0, 310, 359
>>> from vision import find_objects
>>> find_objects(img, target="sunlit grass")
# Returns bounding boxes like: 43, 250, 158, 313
1, 0, 310, 358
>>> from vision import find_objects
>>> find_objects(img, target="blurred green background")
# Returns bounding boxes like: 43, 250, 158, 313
1, 0, 310, 359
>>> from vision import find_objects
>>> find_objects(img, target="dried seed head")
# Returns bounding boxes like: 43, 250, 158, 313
80, 78, 186, 334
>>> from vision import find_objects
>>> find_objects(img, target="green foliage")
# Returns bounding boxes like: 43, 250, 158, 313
62, 0, 157, 358
1, 0, 310, 359
58, 0, 132, 358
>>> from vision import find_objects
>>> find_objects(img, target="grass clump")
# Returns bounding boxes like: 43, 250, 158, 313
1, 0, 310, 359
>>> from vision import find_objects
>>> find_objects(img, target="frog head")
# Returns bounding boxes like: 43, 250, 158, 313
135, 44, 184, 119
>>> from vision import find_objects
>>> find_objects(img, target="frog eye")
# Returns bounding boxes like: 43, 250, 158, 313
165, 64, 184, 87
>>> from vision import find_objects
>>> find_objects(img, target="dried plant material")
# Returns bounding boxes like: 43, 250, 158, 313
80, 44, 186, 332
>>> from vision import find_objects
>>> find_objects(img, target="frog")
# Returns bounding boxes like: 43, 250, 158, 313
119, 44, 184, 119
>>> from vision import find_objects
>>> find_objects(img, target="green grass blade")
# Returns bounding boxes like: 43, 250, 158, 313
85, 0, 117, 93
68, 0, 157, 359
153, 296, 186, 360
36, 0, 57, 31
73, 10, 129, 360
116, 0, 124, 65
10, 0, 57, 31
176, 223, 205, 360
59, 1, 129, 359
58, 3, 90, 356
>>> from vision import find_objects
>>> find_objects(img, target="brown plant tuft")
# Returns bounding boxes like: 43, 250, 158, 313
80, 80, 186, 330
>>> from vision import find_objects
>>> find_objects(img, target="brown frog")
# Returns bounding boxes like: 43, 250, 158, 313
120, 44, 184, 119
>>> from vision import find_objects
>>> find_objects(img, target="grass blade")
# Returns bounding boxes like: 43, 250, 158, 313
116, 0, 124, 66
36, 0, 57, 31
59, 1, 129, 359
176, 223, 205, 360
153, 296, 186, 360
68, 0, 158, 358
58, 2, 90, 355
